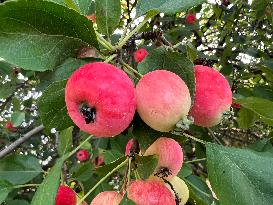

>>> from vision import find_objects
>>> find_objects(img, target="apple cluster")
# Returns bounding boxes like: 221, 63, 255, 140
63, 48, 232, 204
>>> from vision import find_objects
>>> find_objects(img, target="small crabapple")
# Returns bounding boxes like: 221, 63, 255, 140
128, 179, 176, 205
90, 191, 123, 205
136, 70, 191, 132
166, 176, 190, 205
65, 62, 136, 137
125, 139, 140, 156
5, 121, 13, 130
94, 155, 105, 167
185, 13, 196, 24
86, 14, 96, 23
189, 65, 232, 127
55, 185, 77, 205
134, 48, 149, 63
76, 149, 90, 162
144, 137, 183, 179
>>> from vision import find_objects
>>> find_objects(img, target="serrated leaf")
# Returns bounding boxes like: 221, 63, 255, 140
185, 175, 219, 205
0, 0, 98, 71
0, 60, 13, 75
0, 154, 43, 185
104, 150, 124, 164
247, 139, 273, 157
11, 112, 25, 127
71, 163, 94, 182
236, 107, 257, 129
58, 127, 73, 156
37, 58, 98, 91
136, 0, 205, 17
138, 46, 195, 103
206, 143, 273, 205
0, 180, 13, 204
135, 155, 158, 179
31, 157, 66, 205
235, 97, 273, 126
0, 82, 16, 99
75, 0, 95, 15
38, 80, 73, 132
95, 0, 121, 36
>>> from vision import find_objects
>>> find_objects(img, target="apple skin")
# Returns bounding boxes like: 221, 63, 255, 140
65, 62, 136, 137
76, 149, 90, 162
90, 191, 123, 205
189, 65, 232, 127
144, 137, 183, 180
55, 185, 77, 205
166, 176, 189, 205
128, 179, 176, 205
134, 48, 149, 63
136, 70, 191, 132
185, 13, 196, 24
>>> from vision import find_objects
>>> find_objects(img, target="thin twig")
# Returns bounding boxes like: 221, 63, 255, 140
207, 128, 223, 145
0, 125, 45, 159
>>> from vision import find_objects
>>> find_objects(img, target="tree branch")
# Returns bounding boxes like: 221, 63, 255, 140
0, 124, 44, 159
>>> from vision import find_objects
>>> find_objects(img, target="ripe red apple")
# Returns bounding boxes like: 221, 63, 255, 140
136, 70, 191, 132
94, 155, 105, 167
134, 48, 148, 62
65, 62, 136, 137
144, 137, 183, 179
128, 179, 176, 205
90, 191, 123, 205
55, 185, 77, 205
189, 65, 232, 127
125, 139, 140, 156
185, 13, 196, 24
76, 149, 90, 162
5, 121, 13, 130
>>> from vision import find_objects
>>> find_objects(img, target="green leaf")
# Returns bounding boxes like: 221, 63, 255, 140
71, 163, 94, 182
135, 155, 158, 179
137, 46, 195, 103
0, 180, 13, 204
75, 0, 95, 15
37, 58, 99, 91
58, 126, 73, 156
0, 82, 16, 99
31, 157, 66, 205
206, 143, 273, 205
103, 150, 123, 164
6, 200, 30, 205
95, 0, 121, 36
235, 97, 273, 126
38, 80, 74, 132
11, 112, 25, 127
12, 97, 21, 112
247, 139, 273, 157
236, 107, 257, 129
0, 0, 98, 71
64, 0, 80, 12
177, 163, 192, 178
0, 154, 43, 185
0, 60, 13, 76
136, 0, 205, 17
252, 0, 269, 19
184, 175, 219, 205
96, 156, 126, 176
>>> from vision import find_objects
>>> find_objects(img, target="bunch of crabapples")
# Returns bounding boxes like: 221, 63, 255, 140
64, 52, 232, 204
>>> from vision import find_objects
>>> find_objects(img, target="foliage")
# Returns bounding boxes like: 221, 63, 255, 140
0, 0, 272, 205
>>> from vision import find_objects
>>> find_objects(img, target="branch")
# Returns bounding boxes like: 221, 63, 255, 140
0, 124, 44, 159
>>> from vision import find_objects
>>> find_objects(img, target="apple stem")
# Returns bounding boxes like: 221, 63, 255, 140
77, 158, 129, 205
95, 31, 115, 52
185, 158, 206, 164
67, 135, 93, 159
104, 54, 118, 63
121, 60, 143, 78
117, 14, 155, 49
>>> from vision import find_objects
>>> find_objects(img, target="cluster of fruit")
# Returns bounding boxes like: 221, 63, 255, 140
60, 48, 232, 204
65, 49, 232, 137
56, 137, 188, 205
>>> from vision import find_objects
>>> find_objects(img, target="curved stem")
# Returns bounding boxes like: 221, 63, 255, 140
183, 133, 206, 144
13, 184, 40, 189
104, 54, 117, 63
77, 158, 129, 205
121, 60, 143, 78
117, 15, 153, 49
185, 158, 206, 164
67, 135, 93, 159
95, 31, 115, 52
